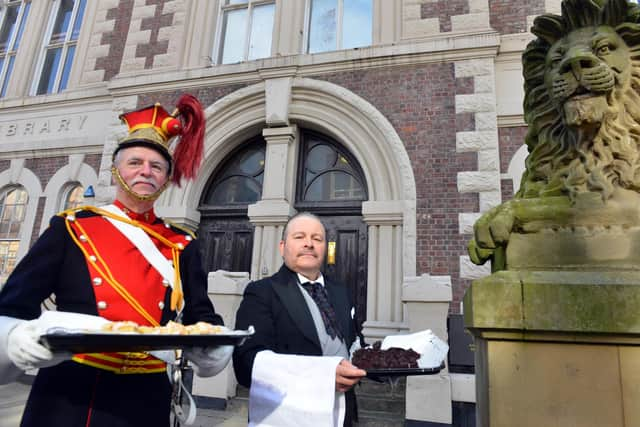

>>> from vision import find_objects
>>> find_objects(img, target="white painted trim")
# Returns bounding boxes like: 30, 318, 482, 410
0, 161, 42, 262
451, 373, 476, 403
39, 159, 97, 233
506, 144, 528, 196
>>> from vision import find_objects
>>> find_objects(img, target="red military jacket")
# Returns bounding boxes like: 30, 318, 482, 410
0, 200, 221, 374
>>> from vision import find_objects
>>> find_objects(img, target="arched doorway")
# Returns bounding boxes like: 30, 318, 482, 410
295, 130, 368, 326
198, 136, 266, 274
164, 77, 416, 339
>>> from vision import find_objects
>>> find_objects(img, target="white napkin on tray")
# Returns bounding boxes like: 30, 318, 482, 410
381, 329, 449, 369
37, 311, 109, 334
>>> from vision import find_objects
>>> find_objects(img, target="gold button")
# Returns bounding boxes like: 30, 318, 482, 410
97, 301, 107, 310
177, 243, 184, 249
162, 279, 170, 287
158, 302, 165, 310
79, 235, 87, 242
185, 235, 192, 241
93, 277, 102, 286
67, 215, 75, 222
164, 223, 170, 228
89, 255, 97, 262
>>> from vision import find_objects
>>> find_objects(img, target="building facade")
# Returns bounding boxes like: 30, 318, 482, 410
0, 0, 565, 424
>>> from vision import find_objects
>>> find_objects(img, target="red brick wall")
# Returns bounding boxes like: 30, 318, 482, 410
94, 0, 134, 81
137, 84, 251, 110
314, 64, 479, 309
94, 0, 176, 79
21, 154, 101, 246
136, 0, 173, 69
489, 0, 546, 35
24, 157, 68, 188
84, 153, 102, 174
421, 0, 469, 33
22, 157, 67, 245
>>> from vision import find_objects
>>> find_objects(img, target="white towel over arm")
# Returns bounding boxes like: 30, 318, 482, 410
249, 350, 346, 427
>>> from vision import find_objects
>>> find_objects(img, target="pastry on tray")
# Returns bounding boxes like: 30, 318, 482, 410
351, 340, 420, 370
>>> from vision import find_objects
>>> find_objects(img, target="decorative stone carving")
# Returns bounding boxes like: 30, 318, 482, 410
469, 0, 640, 271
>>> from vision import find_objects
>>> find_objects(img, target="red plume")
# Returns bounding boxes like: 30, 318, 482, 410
172, 94, 205, 185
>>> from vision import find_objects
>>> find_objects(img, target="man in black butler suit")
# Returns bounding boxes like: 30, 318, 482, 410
233, 212, 365, 426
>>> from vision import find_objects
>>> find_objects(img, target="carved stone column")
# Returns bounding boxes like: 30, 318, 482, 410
247, 126, 297, 280
361, 201, 406, 339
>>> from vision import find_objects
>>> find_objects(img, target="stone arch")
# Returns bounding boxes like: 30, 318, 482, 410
156, 83, 267, 227
40, 156, 98, 231
158, 77, 417, 334
507, 144, 528, 195
0, 160, 42, 261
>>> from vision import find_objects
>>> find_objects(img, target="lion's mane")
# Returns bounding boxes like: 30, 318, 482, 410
518, 0, 640, 200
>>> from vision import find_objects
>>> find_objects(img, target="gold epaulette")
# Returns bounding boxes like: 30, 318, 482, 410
163, 219, 197, 240
56, 205, 94, 218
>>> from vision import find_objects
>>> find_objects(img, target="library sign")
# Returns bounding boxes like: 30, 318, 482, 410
0, 115, 89, 138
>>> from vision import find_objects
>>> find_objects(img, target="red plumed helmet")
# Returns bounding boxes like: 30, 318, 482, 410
116, 94, 206, 186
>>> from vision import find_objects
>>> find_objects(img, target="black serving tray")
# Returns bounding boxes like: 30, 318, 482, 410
40, 329, 253, 353
365, 362, 445, 381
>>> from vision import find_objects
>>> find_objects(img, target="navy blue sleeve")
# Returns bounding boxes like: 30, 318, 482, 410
0, 216, 68, 320
232, 280, 277, 387
177, 239, 223, 327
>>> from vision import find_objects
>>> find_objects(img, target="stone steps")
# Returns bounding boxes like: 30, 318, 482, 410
234, 377, 407, 426
356, 377, 406, 425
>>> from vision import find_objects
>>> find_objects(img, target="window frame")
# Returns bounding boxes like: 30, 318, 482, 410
0, 1, 30, 98
302, 0, 373, 54
60, 182, 84, 211
294, 129, 368, 214
212, 0, 276, 65
0, 186, 27, 285
30, 0, 85, 96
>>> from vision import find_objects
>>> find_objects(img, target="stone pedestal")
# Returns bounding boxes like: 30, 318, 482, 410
464, 270, 640, 427
191, 271, 249, 401
402, 274, 453, 424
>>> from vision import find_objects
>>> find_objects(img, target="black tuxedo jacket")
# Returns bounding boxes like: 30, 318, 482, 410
233, 264, 356, 386
233, 264, 358, 424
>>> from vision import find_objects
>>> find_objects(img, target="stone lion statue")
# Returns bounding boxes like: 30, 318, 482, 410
469, 0, 640, 270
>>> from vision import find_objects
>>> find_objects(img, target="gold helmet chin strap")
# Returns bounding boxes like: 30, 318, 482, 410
111, 165, 170, 202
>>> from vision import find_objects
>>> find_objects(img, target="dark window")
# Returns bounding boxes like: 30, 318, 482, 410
296, 130, 366, 212
202, 138, 265, 206
198, 137, 266, 274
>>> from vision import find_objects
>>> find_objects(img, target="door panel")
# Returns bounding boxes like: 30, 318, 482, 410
199, 219, 253, 274
321, 215, 368, 328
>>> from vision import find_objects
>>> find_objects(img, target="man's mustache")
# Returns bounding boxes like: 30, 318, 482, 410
132, 179, 157, 189
298, 251, 317, 257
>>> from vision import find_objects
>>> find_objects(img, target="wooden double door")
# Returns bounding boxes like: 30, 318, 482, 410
198, 131, 369, 327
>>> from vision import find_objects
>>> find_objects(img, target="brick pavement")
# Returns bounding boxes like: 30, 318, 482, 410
0, 374, 248, 427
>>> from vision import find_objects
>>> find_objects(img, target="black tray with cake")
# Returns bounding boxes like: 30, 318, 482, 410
351, 340, 445, 380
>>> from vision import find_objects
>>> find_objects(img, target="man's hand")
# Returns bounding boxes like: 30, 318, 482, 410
7, 320, 71, 371
184, 345, 233, 377
335, 359, 366, 392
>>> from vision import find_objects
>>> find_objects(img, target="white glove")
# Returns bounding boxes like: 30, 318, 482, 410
184, 345, 233, 377
7, 320, 72, 371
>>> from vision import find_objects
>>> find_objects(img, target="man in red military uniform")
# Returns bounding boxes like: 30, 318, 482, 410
0, 95, 230, 427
